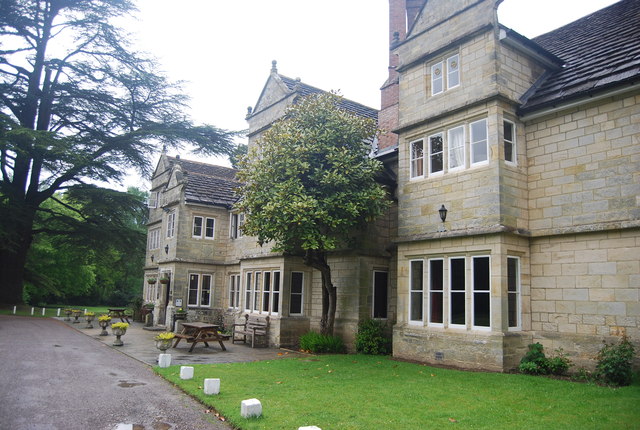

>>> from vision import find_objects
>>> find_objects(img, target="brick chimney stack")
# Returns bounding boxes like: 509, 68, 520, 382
378, 0, 425, 152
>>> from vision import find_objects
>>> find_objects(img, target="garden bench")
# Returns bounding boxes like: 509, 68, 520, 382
232, 314, 270, 348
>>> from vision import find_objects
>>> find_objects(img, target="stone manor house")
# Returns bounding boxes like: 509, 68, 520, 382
143, 0, 639, 371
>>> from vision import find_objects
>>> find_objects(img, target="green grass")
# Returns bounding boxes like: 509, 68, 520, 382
0, 304, 115, 317
154, 354, 640, 430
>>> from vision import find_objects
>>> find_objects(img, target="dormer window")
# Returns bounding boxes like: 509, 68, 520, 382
147, 192, 158, 208
430, 53, 461, 96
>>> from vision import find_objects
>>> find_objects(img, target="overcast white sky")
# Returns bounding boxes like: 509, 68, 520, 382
123, 0, 619, 188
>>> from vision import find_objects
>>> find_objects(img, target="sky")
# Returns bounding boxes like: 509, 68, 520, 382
122, 0, 619, 189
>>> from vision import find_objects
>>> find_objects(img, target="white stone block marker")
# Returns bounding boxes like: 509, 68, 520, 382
204, 378, 220, 395
158, 354, 171, 368
180, 366, 194, 380
240, 398, 262, 418
298, 427, 322, 430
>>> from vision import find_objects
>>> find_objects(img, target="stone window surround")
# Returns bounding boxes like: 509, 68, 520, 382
430, 53, 460, 96
148, 227, 160, 250
166, 210, 176, 238
229, 273, 241, 310
192, 215, 215, 239
289, 271, 305, 316
503, 119, 517, 165
187, 272, 213, 308
408, 255, 494, 331
243, 269, 281, 316
409, 117, 489, 180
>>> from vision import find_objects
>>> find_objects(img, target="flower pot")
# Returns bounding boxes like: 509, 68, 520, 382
112, 327, 127, 346
156, 339, 173, 351
98, 320, 110, 336
84, 315, 95, 329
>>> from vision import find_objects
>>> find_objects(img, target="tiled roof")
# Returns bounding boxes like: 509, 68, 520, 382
520, 0, 640, 113
279, 75, 379, 121
167, 157, 239, 209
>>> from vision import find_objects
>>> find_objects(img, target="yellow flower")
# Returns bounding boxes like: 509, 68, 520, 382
111, 322, 129, 330
155, 332, 175, 340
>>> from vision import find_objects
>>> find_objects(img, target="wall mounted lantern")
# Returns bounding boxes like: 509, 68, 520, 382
439, 205, 448, 223
164, 244, 169, 254
150, 254, 154, 262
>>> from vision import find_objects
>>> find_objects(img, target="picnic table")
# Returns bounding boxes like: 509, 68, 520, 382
172, 322, 227, 353
108, 308, 130, 323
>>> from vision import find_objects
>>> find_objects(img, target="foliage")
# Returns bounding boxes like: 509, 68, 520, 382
596, 335, 636, 386
22, 188, 147, 306
355, 319, 391, 355
0, 0, 237, 304
111, 322, 129, 330
155, 354, 640, 430
84, 311, 95, 317
228, 143, 247, 169
519, 343, 572, 376
299, 331, 345, 354
155, 332, 175, 341
98, 314, 112, 322
235, 92, 389, 335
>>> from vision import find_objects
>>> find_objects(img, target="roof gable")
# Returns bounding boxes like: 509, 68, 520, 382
520, 0, 640, 113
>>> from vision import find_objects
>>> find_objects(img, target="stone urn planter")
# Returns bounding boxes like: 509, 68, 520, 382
72, 309, 82, 324
111, 322, 129, 346
98, 315, 111, 336
155, 332, 175, 352
84, 312, 95, 329
174, 309, 187, 321
63, 309, 72, 321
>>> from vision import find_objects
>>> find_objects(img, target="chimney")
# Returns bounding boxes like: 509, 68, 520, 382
378, 0, 408, 151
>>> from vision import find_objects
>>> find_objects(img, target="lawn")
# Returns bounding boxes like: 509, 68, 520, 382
155, 354, 640, 430
0, 304, 115, 318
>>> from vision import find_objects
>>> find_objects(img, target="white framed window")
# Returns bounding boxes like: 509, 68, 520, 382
148, 228, 160, 250
470, 119, 488, 165
244, 272, 253, 312
449, 257, 466, 327
431, 61, 444, 95
409, 260, 424, 323
429, 133, 444, 175
230, 213, 245, 239
193, 216, 203, 238
410, 139, 425, 179
253, 271, 262, 312
447, 55, 460, 89
166, 211, 175, 238
472, 256, 491, 329
448, 126, 465, 171
428, 259, 444, 325
289, 272, 304, 315
504, 120, 516, 164
147, 192, 158, 208
261, 271, 281, 314
507, 256, 521, 330
187, 273, 213, 308
193, 216, 215, 239
229, 274, 240, 309
372, 271, 389, 319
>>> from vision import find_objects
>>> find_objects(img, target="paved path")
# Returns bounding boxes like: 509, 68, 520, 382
0, 316, 230, 430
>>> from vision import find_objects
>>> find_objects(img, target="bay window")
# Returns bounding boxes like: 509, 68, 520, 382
188, 273, 212, 307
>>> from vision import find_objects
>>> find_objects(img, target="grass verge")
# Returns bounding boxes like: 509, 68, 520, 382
154, 354, 640, 430
0, 304, 114, 317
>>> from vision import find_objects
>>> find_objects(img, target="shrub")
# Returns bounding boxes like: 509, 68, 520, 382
355, 319, 391, 355
518, 343, 573, 376
299, 331, 345, 353
519, 343, 550, 375
596, 335, 636, 386
547, 348, 572, 376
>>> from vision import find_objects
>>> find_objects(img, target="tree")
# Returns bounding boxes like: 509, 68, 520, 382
236, 93, 390, 335
0, 0, 237, 304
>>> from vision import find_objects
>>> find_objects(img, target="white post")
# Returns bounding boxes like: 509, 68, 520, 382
13, 306, 16, 314
241, 399, 262, 418
204, 378, 221, 395
57, 308, 61, 317
42, 308, 46, 316
158, 354, 172, 368
31, 307, 34, 315
180, 366, 194, 380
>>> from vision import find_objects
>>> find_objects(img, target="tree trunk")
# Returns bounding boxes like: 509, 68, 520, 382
304, 250, 336, 336
0, 200, 37, 305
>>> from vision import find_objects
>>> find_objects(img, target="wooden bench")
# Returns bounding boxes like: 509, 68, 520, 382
232, 314, 270, 348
